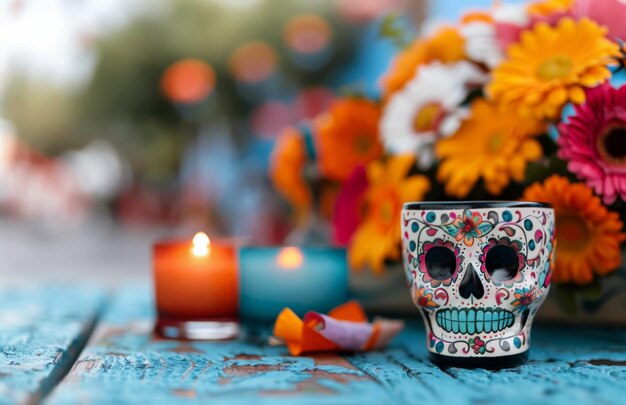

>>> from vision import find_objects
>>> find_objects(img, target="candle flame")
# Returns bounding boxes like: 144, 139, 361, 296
277, 247, 303, 269
191, 232, 210, 257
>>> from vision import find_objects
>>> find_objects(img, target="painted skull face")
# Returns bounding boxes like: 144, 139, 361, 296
401, 202, 555, 360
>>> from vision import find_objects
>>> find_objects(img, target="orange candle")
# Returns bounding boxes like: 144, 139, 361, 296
153, 232, 239, 340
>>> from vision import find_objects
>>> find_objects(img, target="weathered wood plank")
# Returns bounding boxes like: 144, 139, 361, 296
0, 285, 105, 405
347, 321, 626, 404
47, 286, 394, 404
47, 285, 626, 404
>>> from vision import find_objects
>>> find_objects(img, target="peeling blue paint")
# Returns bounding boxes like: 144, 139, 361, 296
0, 285, 105, 405
46, 285, 626, 405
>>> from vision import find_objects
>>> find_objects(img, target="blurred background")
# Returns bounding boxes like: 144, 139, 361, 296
0, 0, 527, 285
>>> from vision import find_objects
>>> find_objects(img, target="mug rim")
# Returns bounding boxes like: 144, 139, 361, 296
403, 201, 552, 210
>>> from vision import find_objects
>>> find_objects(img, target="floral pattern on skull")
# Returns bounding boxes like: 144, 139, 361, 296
479, 237, 525, 287
402, 204, 555, 359
417, 238, 463, 287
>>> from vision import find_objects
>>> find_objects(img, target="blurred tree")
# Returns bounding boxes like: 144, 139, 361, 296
70, 0, 361, 184
4, 0, 365, 184
3, 78, 77, 154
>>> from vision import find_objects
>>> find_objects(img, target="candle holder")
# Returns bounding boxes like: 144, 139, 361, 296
238, 246, 349, 323
153, 233, 239, 340
401, 202, 555, 369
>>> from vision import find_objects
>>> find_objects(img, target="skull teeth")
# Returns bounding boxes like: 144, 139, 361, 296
435, 308, 514, 334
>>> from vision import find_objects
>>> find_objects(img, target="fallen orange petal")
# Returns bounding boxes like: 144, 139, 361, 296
273, 308, 303, 342
299, 323, 339, 355
328, 300, 367, 322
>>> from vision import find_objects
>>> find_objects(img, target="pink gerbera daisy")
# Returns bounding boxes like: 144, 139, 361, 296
557, 83, 626, 204
572, 0, 626, 42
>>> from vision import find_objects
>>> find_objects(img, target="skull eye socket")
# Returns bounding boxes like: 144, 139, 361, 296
485, 245, 519, 281
425, 246, 456, 280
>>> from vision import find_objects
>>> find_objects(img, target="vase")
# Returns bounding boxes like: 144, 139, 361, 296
538, 261, 626, 324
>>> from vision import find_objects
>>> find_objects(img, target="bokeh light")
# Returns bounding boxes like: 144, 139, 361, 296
283, 13, 332, 55
250, 101, 294, 139
336, 0, 407, 22
161, 59, 216, 104
228, 41, 278, 84
294, 87, 335, 120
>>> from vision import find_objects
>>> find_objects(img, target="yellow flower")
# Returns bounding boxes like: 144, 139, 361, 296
381, 27, 465, 100
527, 0, 573, 17
487, 18, 620, 119
523, 175, 626, 285
436, 99, 544, 198
349, 156, 430, 274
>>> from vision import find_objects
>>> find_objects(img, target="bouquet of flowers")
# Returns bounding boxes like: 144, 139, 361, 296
269, 0, 626, 312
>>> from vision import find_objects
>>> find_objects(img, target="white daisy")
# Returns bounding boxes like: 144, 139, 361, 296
459, 21, 503, 69
380, 61, 487, 170
493, 3, 529, 27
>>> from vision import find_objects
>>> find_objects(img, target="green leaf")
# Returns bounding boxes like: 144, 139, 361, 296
443, 224, 459, 237
477, 222, 494, 235
555, 286, 579, 316
337, 83, 368, 99
579, 280, 603, 301
378, 14, 410, 49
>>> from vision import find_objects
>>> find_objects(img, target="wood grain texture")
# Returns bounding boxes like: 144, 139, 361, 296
47, 286, 393, 404
0, 285, 105, 405
349, 316, 626, 404
47, 285, 626, 405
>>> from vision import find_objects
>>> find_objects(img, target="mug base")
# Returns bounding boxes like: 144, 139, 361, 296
429, 351, 529, 370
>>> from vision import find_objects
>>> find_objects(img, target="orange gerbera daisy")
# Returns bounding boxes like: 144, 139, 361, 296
381, 27, 465, 99
349, 155, 430, 273
460, 11, 493, 24
523, 175, 626, 284
527, 0, 573, 17
315, 98, 383, 181
270, 126, 312, 219
487, 18, 620, 119
436, 99, 544, 198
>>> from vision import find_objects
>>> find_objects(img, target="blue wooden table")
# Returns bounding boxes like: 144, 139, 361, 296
0, 286, 105, 405
2, 285, 626, 404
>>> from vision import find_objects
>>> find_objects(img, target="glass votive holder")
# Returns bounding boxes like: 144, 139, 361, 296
238, 246, 349, 323
153, 232, 239, 340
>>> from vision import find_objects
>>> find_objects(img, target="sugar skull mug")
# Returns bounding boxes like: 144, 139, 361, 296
401, 202, 555, 369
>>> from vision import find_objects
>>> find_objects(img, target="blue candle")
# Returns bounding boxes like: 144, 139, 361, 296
238, 246, 349, 322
